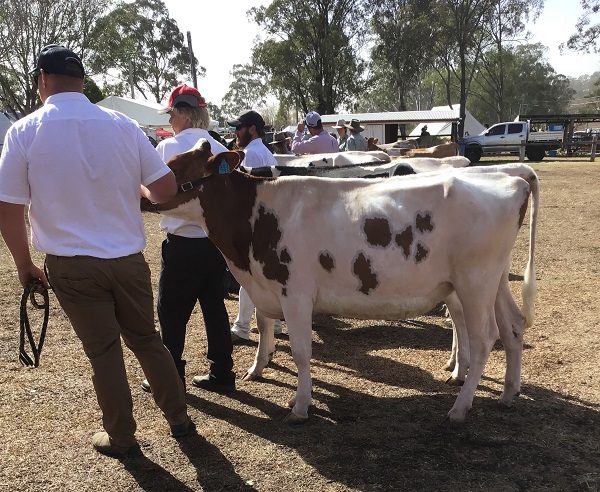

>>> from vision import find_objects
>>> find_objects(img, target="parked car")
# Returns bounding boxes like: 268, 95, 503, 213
461, 121, 562, 162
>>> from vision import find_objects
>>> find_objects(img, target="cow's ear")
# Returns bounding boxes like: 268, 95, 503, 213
209, 151, 243, 175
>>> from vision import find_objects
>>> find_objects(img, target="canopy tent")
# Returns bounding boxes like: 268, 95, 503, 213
156, 128, 174, 138
409, 105, 485, 138
96, 95, 220, 132
96, 96, 171, 127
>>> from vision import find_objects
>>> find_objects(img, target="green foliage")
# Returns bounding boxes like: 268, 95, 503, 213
249, 0, 367, 115
469, 43, 575, 123
206, 102, 225, 128
363, 0, 437, 112
87, 0, 204, 103
0, 0, 111, 115
565, 0, 600, 53
220, 64, 267, 120
83, 77, 104, 103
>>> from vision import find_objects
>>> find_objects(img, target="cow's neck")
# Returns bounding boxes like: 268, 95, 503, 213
199, 171, 263, 273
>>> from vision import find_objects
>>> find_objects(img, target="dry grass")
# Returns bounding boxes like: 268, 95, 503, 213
1, 157, 599, 492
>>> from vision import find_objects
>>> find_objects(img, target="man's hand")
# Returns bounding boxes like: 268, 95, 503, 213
297, 121, 305, 133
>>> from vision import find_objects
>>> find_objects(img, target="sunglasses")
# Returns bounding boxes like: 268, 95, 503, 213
235, 124, 247, 131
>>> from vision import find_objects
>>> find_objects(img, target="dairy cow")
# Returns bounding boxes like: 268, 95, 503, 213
143, 140, 538, 424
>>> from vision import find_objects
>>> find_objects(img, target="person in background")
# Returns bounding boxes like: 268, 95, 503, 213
0, 44, 191, 458
334, 118, 348, 151
419, 125, 431, 147
140, 84, 235, 395
227, 110, 277, 169
226, 110, 283, 343
291, 111, 338, 154
345, 119, 369, 151
270, 131, 293, 155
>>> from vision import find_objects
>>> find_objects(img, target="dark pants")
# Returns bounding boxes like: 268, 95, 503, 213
157, 234, 234, 383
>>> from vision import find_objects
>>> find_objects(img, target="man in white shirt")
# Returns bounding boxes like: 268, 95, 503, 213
0, 44, 191, 457
140, 84, 235, 395
226, 111, 283, 342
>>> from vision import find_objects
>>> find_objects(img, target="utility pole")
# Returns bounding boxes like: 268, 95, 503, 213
187, 31, 197, 88
128, 58, 134, 99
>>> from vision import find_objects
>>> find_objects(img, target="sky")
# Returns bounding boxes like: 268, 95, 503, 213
160, 0, 599, 106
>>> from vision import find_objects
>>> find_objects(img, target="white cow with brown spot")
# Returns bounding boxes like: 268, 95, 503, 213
142, 140, 538, 425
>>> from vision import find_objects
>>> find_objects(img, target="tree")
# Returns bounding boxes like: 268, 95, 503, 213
220, 64, 268, 120
250, 0, 367, 115
430, 0, 494, 137
468, 44, 574, 123
84, 77, 105, 103
565, 0, 600, 53
206, 102, 225, 128
365, 0, 437, 113
87, 0, 204, 103
475, 0, 543, 121
0, 0, 111, 116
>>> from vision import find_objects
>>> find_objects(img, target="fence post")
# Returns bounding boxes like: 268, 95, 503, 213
591, 135, 597, 162
519, 139, 526, 162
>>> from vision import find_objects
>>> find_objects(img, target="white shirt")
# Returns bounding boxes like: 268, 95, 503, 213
156, 128, 228, 237
0, 92, 170, 258
242, 137, 277, 168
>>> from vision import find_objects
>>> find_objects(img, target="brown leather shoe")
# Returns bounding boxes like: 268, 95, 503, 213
92, 432, 140, 458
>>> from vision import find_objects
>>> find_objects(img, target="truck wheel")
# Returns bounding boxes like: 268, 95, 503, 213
465, 146, 482, 163
526, 147, 545, 161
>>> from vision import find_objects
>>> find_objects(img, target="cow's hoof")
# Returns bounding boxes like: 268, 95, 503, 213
283, 412, 308, 425
445, 376, 465, 386
242, 371, 261, 382
443, 360, 456, 372
498, 390, 520, 407
268, 352, 274, 363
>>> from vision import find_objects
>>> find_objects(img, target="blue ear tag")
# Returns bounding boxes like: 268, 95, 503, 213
218, 158, 230, 175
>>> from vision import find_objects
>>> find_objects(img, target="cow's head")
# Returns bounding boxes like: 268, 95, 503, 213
170, 139, 244, 193
141, 139, 244, 213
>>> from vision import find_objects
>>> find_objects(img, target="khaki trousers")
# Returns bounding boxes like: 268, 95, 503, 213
46, 253, 188, 446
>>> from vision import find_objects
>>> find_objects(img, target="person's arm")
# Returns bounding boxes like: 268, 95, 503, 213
0, 201, 49, 288
346, 136, 356, 151
141, 172, 177, 204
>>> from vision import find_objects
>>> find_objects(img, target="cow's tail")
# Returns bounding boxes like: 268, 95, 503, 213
521, 169, 539, 328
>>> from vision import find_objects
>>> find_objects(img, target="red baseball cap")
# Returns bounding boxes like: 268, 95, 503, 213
158, 84, 206, 113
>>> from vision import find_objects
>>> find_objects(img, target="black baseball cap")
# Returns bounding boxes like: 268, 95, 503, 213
227, 110, 265, 129
29, 44, 85, 79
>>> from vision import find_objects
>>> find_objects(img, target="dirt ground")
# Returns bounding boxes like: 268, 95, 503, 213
1, 158, 599, 492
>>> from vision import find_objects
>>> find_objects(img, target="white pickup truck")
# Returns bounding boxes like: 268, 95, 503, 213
461, 121, 562, 163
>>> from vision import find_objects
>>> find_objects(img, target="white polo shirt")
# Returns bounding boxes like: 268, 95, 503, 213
0, 92, 171, 258
155, 128, 228, 238
242, 137, 277, 168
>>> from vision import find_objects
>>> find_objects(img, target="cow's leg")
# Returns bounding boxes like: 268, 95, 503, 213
443, 291, 470, 385
281, 302, 313, 424
495, 275, 525, 406
242, 312, 275, 381
447, 291, 499, 422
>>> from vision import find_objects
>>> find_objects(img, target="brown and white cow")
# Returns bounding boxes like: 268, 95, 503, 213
143, 140, 538, 424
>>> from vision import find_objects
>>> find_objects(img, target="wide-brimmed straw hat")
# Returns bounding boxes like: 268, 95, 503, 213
333, 118, 347, 129
344, 119, 365, 132
271, 131, 291, 144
